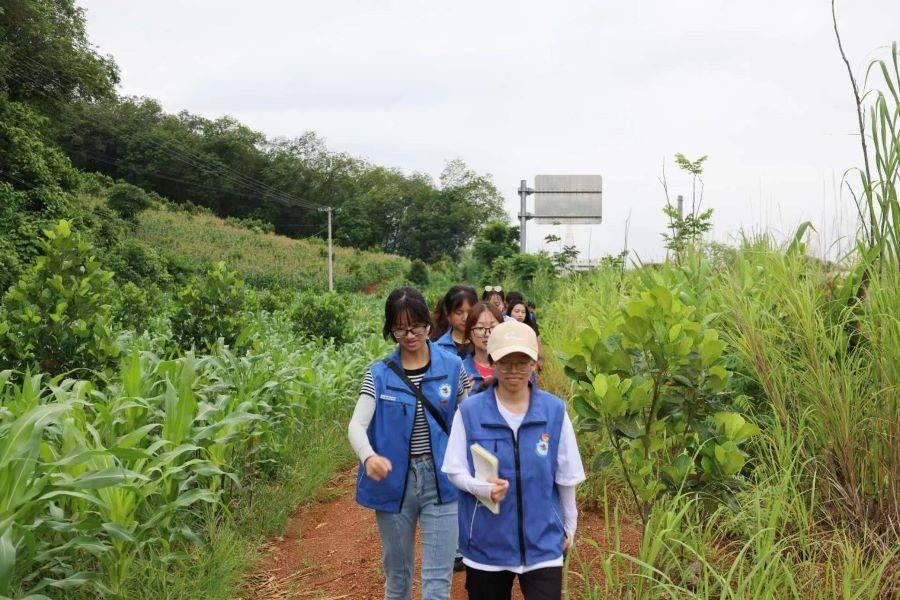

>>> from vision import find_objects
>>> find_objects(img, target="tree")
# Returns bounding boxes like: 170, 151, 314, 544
473, 221, 519, 268
106, 182, 152, 223
660, 153, 713, 260
0, 0, 119, 111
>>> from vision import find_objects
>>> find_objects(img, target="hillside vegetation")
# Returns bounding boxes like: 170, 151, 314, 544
135, 207, 409, 292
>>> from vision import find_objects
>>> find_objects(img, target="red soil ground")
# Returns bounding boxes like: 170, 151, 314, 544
243, 469, 641, 599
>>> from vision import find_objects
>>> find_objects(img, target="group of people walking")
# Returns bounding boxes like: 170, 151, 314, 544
348, 285, 584, 600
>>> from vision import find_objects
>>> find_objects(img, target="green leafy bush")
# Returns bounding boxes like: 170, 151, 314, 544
407, 259, 429, 286
106, 182, 153, 223
560, 274, 757, 529
488, 252, 554, 286
0, 219, 120, 375
171, 262, 248, 351
105, 239, 172, 286
289, 292, 349, 343
111, 281, 169, 333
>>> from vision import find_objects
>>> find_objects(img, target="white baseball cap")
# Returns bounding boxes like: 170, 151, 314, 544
487, 320, 539, 362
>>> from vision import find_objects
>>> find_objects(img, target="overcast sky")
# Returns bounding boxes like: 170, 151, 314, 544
80, 0, 899, 262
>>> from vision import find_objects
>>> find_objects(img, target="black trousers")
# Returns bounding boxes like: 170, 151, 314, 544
465, 565, 562, 600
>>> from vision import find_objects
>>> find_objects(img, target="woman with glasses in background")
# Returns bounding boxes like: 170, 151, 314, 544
442, 321, 585, 600
349, 287, 469, 599
461, 301, 504, 394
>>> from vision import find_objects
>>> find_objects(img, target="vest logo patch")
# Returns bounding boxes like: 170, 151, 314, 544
536, 432, 550, 457
379, 394, 397, 401
438, 383, 452, 404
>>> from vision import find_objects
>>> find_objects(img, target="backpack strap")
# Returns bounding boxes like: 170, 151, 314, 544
382, 359, 451, 436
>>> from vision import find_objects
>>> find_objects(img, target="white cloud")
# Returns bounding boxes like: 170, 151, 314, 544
81, 0, 899, 262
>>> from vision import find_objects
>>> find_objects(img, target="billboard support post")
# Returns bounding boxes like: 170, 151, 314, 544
518, 179, 533, 253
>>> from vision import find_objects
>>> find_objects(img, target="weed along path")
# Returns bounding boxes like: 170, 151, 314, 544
243, 469, 641, 599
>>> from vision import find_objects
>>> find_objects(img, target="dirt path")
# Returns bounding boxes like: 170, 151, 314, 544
243, 469, 641, 599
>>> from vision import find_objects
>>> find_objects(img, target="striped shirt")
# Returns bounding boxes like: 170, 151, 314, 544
361, 364, 468, 455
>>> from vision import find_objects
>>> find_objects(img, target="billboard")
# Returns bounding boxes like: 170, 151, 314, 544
533, 174, 602, 224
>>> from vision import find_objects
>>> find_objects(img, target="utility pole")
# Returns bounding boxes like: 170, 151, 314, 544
677, 194, 684, 221
318, 206, 334, 292
518, 179, 534, 253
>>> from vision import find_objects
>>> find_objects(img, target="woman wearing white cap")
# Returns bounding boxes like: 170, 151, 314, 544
441, 321, 585, 599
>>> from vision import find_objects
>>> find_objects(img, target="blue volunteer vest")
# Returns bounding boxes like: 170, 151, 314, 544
435, 329, 458, 356
457, 384, 567, 567
355, 340, 462, 512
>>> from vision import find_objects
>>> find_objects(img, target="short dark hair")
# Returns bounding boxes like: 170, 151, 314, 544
506, 291, 524, 306
383, 287, 433, 340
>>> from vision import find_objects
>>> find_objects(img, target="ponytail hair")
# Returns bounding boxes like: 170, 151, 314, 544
431, 285, 478, 340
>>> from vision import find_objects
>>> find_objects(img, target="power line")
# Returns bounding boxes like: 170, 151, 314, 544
5, 58, 324, 211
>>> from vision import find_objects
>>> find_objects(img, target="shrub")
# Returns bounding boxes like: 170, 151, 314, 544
111, 281, 169, 333
0, 220, 120, 375
105, 239, 172, 287
560, 274, 757, 530
488, 252, 554, 286
407, 259, 429, 286
106, 182, 153, 223
289, 291, 349, 343
171, 262, 248, 351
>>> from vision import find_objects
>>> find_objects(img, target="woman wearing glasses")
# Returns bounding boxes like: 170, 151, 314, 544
461, 302, 504, 394
442, 321, 585, 600
349, 287, 469, 599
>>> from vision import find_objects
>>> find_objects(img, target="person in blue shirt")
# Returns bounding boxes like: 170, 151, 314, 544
442, 321, 585, 600
431, 285, 478, 357
348, 287, 469, 599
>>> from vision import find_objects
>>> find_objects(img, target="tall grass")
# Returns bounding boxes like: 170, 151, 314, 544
540, 240, 899, 598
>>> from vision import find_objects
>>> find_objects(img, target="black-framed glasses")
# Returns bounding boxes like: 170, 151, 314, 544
484, 285, 503, 292
471, 326, 495, 337
391, 324, 429, 339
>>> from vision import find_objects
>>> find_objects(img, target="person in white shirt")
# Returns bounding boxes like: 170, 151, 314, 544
441, 320, 585, 599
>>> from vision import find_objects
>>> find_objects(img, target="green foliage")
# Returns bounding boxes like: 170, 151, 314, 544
224, 215, 275, 234
106, 181, 153, 223
560, 274, 757, 527
171, 262, 247, 351
473, 220, 519, 269
0, 219, 120, 375
111, 281, 168, 334
0, 0, 119, 110
853, 42, 900, 271
289, 292, 350, 343
661, 153, 714, 259
104, 238, 172, 287
488, 252, 555, 286
406, 259, 429, 286
0, 322, 389, 598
